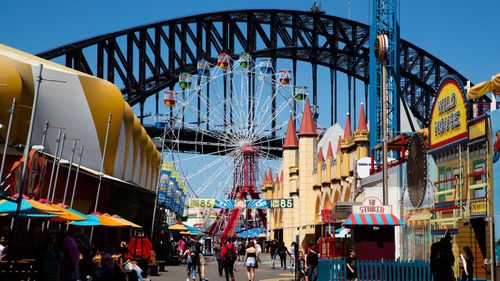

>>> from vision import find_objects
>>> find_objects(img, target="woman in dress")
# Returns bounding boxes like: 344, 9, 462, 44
244, 241, 259, 281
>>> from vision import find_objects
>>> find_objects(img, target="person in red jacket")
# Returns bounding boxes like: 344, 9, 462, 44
220, 237, 237, 281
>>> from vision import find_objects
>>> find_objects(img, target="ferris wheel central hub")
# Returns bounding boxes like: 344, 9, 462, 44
242, 145, 257, 154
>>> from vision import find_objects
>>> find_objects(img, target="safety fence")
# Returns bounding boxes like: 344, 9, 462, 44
318, 258, 433, 281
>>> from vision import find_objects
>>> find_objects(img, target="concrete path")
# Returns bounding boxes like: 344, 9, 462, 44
150, 255, 296, 281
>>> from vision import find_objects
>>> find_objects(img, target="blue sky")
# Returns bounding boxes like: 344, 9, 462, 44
2, 0, 499, 197
2, 0, 499, 84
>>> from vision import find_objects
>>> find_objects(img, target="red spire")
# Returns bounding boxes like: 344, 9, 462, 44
326, 142, 334, 159
283, 115, 298, 148
317, 147, 325, 163
336, 136, 342, 154
280, 170, 284, 182
275, 174, 280, 185
263, 171, 268, 183
268, 168, 273, 183
344, 113, 352, 138
358, 103, 367, 131
298, 98, 317, 136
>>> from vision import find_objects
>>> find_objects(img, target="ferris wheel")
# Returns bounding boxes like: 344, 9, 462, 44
156, 53, 308, 229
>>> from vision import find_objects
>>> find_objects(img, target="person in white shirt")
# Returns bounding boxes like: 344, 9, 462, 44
255, 240, 262, 254
0, 236, 7, 260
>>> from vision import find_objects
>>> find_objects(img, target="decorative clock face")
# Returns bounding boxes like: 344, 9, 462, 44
407, 134, 427, 207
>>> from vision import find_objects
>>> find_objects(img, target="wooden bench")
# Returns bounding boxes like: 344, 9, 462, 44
148, 263, 159, 276
157, 260, 167, 272
126, 270, 139, 281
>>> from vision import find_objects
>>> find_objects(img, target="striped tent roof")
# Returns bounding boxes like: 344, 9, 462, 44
344, 213, 404, 226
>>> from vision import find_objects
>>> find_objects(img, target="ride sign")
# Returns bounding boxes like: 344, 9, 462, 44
353, 197, 392, 214
429, 76, 468, 149
268, 198, 294, 209
188, 198, 215, 208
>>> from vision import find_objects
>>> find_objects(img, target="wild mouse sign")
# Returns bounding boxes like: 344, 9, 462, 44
353, 197, 392, 215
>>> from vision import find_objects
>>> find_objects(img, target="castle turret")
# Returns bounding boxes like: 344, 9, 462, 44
282, 115, 299, 246
298, 98, 318, 241
335, 136, 342, 181
326, 142, 333, 182
354, 103, 369, 158
315, 147, 324, 188
341, 113, 352, 177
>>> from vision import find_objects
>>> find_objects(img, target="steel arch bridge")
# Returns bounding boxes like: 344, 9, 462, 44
37, 9, 480, 156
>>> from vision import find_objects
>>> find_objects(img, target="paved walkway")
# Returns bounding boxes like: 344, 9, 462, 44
150, 255, 295, 281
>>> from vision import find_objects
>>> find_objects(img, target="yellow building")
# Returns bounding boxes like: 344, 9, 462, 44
427, 77, 492, 279
263, 99, 370, 247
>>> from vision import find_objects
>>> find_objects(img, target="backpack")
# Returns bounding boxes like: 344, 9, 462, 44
190, 245, 199, 260
224, 244, 236, 262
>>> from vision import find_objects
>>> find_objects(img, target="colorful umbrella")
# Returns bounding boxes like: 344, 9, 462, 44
111, 215, 142, 228
183, 224, 204, 236
0, 198, 62, 215
168, 223, 188, 231
49, 203, 87, 221
72, 212, 128, 227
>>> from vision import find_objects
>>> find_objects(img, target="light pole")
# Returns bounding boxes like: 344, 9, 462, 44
0, 98, 16, 183
49, 133, 67, 202
90, 113, 112, 242
9, 64, 44, 259
62, 139, 78, 205
46, 129, 64, 200
151, 123, 167, 240
69, 145, 84, 209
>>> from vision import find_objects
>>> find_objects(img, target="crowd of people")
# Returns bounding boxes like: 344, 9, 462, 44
176, 237, 322, 281
0, 227, 160, 281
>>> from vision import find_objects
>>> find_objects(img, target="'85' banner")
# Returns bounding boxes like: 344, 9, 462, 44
188, 198, 293, 209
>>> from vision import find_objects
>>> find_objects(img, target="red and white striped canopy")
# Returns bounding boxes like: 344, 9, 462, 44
344, 213, 404, 226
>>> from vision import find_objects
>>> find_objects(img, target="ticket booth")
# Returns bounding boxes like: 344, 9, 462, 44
344, 197, 404, 260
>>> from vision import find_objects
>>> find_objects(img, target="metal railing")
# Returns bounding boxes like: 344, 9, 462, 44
318, 258, 433, 281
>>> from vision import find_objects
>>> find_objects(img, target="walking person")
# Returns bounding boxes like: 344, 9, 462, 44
306, 244, 318, 281
298, 251, 307, 281
244, 241, 259, 281
221, 237, 237, 281
290, 242, 296, 273
196, 242, 208, 281
183, 242, 198, 281
179, 238, 186, 260
269, 240, 277, 269
213, 240, 224, 277
460, 246, 474, 281
238, 241, 245, 262
255, 240, 262, 255
278, 242, 290, 270
346, 250, 357, 281
430, 231, 455, 281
